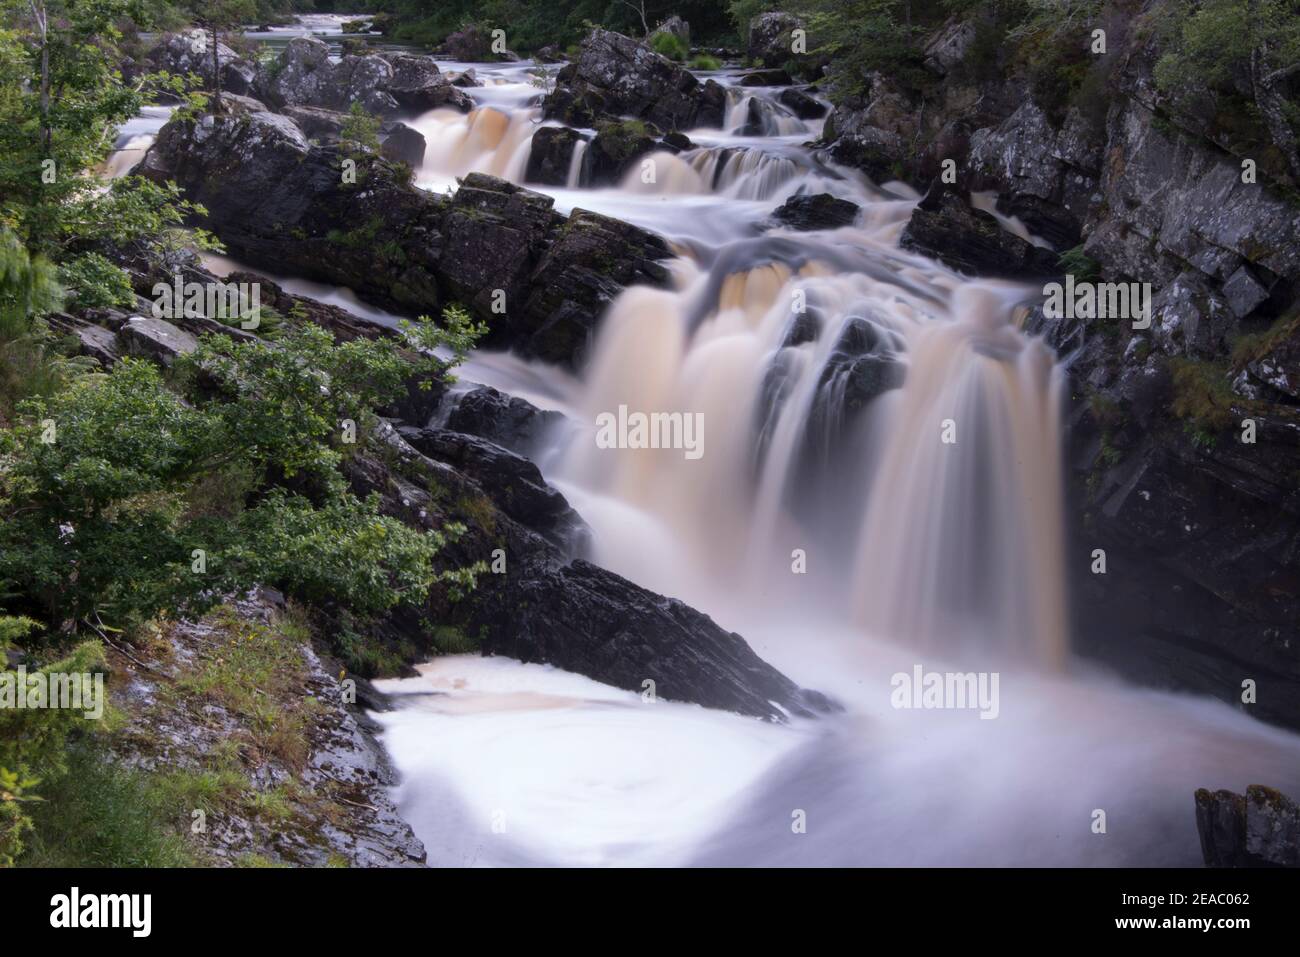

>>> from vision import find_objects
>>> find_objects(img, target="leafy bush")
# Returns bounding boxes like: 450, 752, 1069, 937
689, 53, 722, 70
0, 309, 484, 634
650, 30, 689, 60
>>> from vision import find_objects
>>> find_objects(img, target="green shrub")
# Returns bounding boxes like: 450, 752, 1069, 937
688, 53, 722, 70
650, 31, 689, 61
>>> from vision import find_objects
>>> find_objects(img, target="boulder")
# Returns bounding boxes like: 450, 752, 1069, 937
1148, 271, 1236, 359
778, 87, 827, 120
444, 386, 563, 456
739, 68, 792, 87
117, 315, 199, 365
257, 38, 470, 116
380, 52, 474, 111
923, 18, 977, 75
440, 25, 517, 62
380, 122, 427, 169
899, 183, 1059, 278
747, 12, 804, 68
650, 15, 690, 48
770, 193, 860, 231
139, 108, 673, 366
586, 120, 659, 186
398, 426, 584, 548
525, 126, 586, 187
543, 29, 719, 130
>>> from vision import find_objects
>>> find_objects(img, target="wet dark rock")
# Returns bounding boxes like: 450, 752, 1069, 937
282, 105, 348, 141
380, 122, 426, 169
771, 193, 860, 231
534, 45, 565, 64
586, 120, 659, 186
1222, 264, 1274, 320
525, 126, 586, 187
398, 426, 583, 547
444, 385, 563, 456
351, 424, 835, 722
739, 68, 792, 87
1148, 271, 1236, 359
900, 183, 1059, 278
826, 125, 907, 183
777, 87, 827, 120
1196, 786, 1300, 867
514, 208, 672, 366
479, 559, 838, 721
660, 130, 695, 153
138, 114, 671, 367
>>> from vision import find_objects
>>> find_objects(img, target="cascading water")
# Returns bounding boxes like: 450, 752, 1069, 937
120, 38, 1300, 865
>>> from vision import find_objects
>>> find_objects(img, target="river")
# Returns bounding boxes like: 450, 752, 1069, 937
120, 18, 1300, 867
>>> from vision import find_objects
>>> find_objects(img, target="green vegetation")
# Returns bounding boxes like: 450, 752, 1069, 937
688, 53, 722, 70
649, 29, 689, 61
1154, 0, 1300, 180
1169, 357, 1238, 439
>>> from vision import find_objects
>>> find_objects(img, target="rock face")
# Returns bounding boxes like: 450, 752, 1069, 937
136, 112, 672, 368
811, 7, 1300, 726
1195, 786, 1300, 867
900, 183, 1058, 277
543, 29, 724, 130
747, 12, 804, 67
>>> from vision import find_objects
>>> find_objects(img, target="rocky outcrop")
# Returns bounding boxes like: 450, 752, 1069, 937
145, 30, 256, 99
255, 37, 472, 116
439, 25, 518, 62
380, 122, 426, 169
543, 29, 725, 130
1195, 786, 1300, 867
778, 87, 827, 120
525, 126, 586, 186
443, 385, 563, 456
136, 111, 672, 368
900, 183, 1058, 277
747, 12, 804, 68
344, 416, 835, 721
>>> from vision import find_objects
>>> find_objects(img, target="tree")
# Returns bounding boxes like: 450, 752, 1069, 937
181, 0, 257, 114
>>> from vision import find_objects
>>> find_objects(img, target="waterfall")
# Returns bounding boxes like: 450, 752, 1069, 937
412, 105, 540, 191
556, 220, 1070, 667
